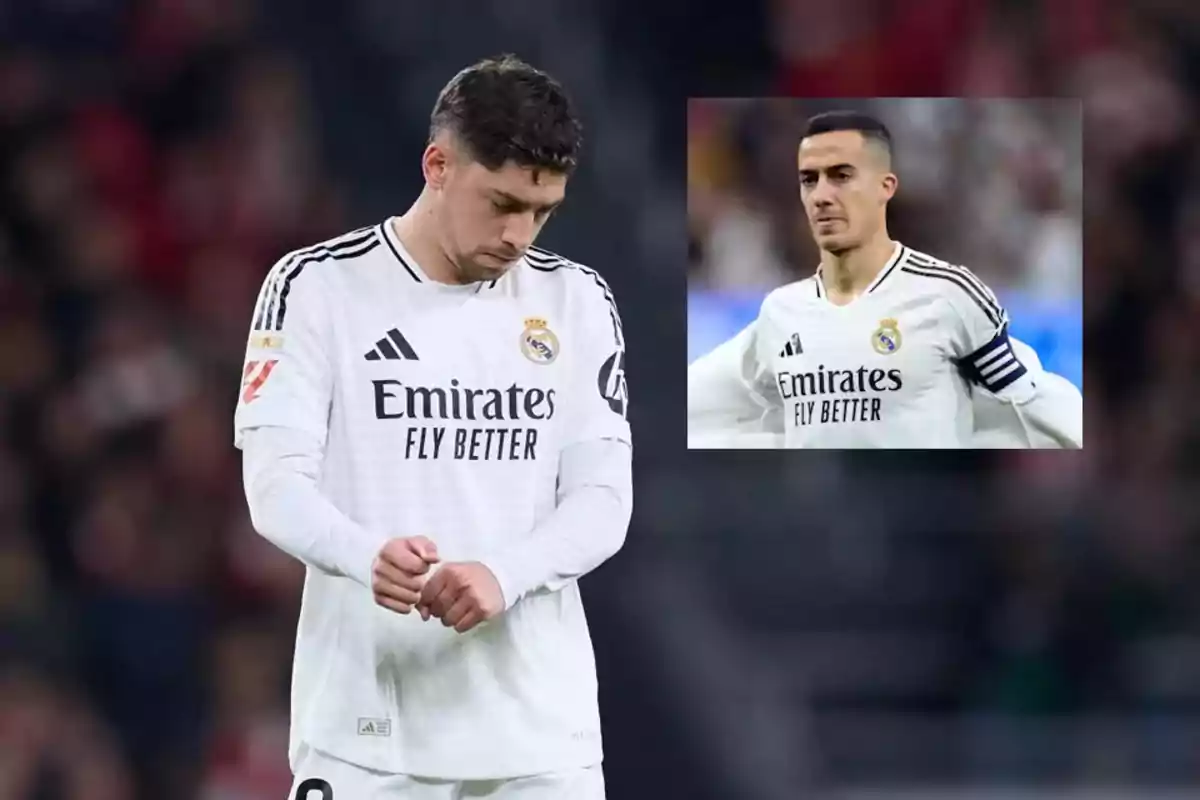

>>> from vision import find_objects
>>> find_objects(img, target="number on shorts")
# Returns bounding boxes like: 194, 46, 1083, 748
294, 778, 332, 800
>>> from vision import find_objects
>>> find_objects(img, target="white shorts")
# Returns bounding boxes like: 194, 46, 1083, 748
288, 744, 606, 800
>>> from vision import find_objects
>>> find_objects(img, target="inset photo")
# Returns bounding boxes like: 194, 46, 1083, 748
687, 98, 1083, 449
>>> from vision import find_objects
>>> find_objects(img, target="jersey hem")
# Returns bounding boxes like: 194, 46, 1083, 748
295, 738, 604, 781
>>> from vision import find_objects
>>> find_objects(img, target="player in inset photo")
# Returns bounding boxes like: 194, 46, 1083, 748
687, 100, 1083, 449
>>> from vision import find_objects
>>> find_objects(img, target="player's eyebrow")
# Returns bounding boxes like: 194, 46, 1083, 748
491, 190, 562, 214
799, 163, 855, 176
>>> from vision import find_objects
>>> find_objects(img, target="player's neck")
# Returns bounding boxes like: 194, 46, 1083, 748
820, 235, 897, 305
391, 198, 468, 286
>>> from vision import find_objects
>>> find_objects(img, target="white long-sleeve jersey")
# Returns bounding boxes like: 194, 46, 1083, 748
687, 243, 1082, 449
233, 220, 633, 779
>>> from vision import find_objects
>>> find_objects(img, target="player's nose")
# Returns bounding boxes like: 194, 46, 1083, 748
810, 179, 837, 205
810, 196, 835, 217
501, 212, 536, 251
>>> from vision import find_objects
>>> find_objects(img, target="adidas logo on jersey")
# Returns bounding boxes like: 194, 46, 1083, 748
357, 717, 392, 737
365, 328, 419, 361
779, 333, 803, 358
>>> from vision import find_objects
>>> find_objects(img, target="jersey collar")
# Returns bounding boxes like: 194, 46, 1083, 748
379, 217, 425, 283
379, 217, 491, 294
814, 241, 906, 302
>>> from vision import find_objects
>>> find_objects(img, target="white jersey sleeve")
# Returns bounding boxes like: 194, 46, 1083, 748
234, 255, 334, 446
971, 336, 1083, 448
482, 276, 633, 607
939, 264, 1037, 400
235, 256, 383, 586
561, 277, 631, 447
934, 264, 1083, 448
687, 320, 783, 447
482, 437, 632, 610
241, 426, 382, 585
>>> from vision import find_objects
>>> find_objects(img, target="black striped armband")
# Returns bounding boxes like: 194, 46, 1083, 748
957, 325, 1028, 393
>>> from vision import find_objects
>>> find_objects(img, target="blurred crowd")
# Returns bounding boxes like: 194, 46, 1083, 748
1, 0, 1200, 797
0, 2, 348, 797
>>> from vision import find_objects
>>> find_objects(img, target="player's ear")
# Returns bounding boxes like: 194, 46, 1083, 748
422, 142, 450, 190
881, 172, 898, 202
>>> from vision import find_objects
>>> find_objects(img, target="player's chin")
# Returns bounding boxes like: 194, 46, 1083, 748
813, 230, 856, 253
812, 230, 842, 249
462, 260, 509, 282
473, 253, 518, 277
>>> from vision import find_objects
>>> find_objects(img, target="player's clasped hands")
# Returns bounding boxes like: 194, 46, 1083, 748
371, 536, 440, 614
417, 561, 506, 633
371, 536, 505, 634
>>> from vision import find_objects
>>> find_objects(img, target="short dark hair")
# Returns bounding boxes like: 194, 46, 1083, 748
801, 110, 893, 164
430, 54, 583, 175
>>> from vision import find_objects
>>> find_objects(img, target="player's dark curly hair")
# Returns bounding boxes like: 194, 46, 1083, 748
430, 54, 583, 176
802, 110, 894, 166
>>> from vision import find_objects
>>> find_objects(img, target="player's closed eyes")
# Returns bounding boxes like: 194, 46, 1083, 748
492, 201, 555, 224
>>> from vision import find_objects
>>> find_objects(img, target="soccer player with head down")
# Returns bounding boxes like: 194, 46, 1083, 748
235, 56, 631, 798
687, 111, 1081, 449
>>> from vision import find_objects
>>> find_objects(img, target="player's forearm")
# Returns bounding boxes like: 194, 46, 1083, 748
973, 368, 1083, 449
482, 438, 632, 610
687, 326, 773, 426
687, 351, 783, 447
1005, 374, 1083, 448
241, 426, 382, 587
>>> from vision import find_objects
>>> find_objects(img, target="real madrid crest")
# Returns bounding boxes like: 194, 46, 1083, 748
871, 317, 902, 355
520, 317, 559, 365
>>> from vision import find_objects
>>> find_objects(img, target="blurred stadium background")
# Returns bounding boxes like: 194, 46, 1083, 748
0, 0, 1197, 799
688, 97, 1083, 389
